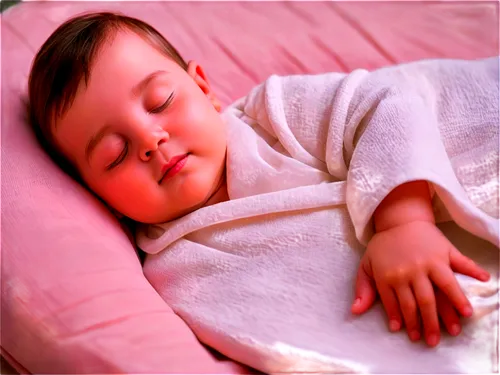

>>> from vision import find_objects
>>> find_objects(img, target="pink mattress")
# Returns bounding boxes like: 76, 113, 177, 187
3, 1, 498, 104
2, 1, 498, 373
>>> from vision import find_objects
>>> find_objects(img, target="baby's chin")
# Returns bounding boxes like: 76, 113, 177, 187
127, 188, 220, 225
127, 202, 200, 225
118, 162, 227, 224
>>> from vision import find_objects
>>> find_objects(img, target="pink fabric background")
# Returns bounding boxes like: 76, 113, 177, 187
2, 1, 498, 373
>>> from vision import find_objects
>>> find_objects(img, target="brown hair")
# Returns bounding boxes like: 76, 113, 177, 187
28, 11, 187, 178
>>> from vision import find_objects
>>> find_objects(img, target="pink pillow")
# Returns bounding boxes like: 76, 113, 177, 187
1, 4, 249, 374
2, 1, 497, 373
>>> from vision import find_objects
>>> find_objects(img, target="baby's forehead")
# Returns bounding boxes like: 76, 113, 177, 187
97, 29, 158, 59
93, 28, 179, 74
68, 32, 182, 110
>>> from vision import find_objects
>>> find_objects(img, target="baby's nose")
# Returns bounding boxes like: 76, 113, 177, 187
140, 129, 169, 161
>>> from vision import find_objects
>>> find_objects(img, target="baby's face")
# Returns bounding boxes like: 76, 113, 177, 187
53, 30, 227, 223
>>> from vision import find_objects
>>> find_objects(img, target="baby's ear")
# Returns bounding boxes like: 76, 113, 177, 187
187, 61, 222, 112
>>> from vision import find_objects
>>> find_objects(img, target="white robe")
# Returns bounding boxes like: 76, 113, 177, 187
137, 57, 499, 374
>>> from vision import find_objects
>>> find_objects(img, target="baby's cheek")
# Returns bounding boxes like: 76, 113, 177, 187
187, 163, 217, 200
100, 169, 147, 203
177, 94, 212, 124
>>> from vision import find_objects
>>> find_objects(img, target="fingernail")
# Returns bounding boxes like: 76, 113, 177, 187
353, 298, 361, 306
427, 334, 439, 347
463, 306, 473, 317
410, 330, 420, 341
389, 320, 400, 331
450, 324, 461, 336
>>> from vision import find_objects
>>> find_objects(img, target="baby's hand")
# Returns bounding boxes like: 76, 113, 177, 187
351, 220, 490, 347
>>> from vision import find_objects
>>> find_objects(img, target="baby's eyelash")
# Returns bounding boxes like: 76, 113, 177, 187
106, 143, 128, 170
150, 92, 175, 114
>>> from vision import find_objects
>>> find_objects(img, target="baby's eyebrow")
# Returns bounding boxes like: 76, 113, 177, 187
85, 125, 111, 163
132, 70, 166, 97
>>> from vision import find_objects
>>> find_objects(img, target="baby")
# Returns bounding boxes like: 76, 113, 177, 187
28, 11, 496, 360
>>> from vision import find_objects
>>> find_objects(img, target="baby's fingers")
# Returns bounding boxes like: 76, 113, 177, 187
352, 263, 377, 315
377, 283, 402, 332
395, 287, 420, 341
430, 266, 473, 318
449, 247, 490, 282
413, 277, 440, 347
436, 290, 461, 337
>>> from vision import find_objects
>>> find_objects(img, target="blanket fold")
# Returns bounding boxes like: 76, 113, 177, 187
137, 57, 499, 374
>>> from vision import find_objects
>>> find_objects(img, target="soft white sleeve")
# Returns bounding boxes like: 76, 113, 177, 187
240, 57, 499, 246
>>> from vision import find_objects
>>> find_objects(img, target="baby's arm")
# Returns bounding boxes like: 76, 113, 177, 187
351, 180, 491, 346
372, 180, 434, 232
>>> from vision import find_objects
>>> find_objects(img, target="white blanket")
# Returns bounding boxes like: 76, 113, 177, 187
136, 57, 499, 373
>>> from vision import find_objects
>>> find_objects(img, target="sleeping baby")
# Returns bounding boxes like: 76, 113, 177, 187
27, 11, 499, 373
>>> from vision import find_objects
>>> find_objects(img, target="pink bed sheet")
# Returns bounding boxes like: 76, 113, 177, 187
4, 2, 498, 104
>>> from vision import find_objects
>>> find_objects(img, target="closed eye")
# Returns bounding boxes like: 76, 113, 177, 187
150, 92, 175, 114
106, 143, 128, 170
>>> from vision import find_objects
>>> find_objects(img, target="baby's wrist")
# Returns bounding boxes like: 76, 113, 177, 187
374, 181, 435, 233
375, 217, 435, 234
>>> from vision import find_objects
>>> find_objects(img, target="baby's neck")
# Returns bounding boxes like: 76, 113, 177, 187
204, 176, 229, 207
